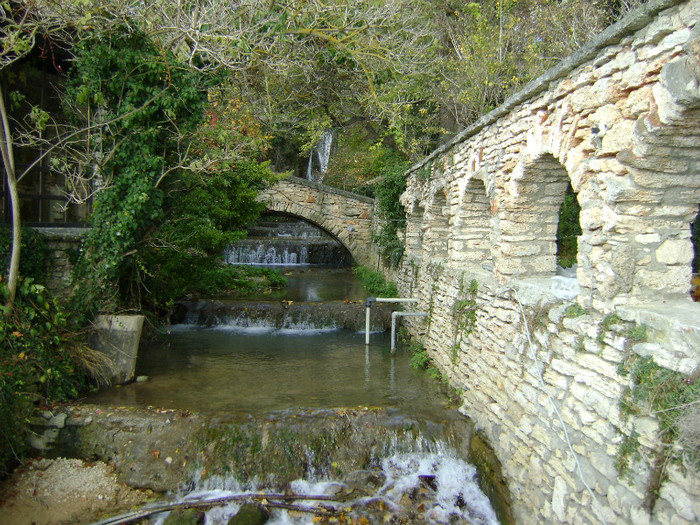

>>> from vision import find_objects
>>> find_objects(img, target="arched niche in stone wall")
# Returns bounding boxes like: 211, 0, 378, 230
603, 29, 700, 303
449, 174, 493, 268
616, 106, 700, 302
404, 202, 425, 262
423, 185, 450, 261
492, 152, 570, 278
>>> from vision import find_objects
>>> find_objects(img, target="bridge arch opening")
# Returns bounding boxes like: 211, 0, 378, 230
227, 212, 354, 267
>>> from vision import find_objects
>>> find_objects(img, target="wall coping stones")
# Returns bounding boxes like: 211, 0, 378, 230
281, 175, 375, 204
34, 226, 88, 239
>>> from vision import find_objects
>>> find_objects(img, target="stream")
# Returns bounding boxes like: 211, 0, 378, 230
79, 220, 504, 524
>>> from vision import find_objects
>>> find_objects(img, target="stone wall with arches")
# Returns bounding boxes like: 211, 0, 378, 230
394, 1, 700, 523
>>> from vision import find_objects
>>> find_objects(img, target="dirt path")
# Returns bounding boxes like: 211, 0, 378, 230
0, 457, 155, 525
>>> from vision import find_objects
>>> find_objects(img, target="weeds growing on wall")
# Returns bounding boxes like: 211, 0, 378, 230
354, 266, 398, 297
452, 278, 479, 363
619, 356, 700, 468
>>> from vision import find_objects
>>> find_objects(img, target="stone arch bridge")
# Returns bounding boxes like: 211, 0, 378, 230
256, 177, 376, 266
394, 1, 700, 525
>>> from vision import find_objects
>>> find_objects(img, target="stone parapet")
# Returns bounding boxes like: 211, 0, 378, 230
392, 1, 700, 523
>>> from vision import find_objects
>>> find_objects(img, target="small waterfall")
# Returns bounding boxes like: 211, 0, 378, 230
306, 129, 333, 182
166, 424, 500, 525
225, 217, 351, 267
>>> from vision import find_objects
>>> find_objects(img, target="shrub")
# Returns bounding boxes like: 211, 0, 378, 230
0, 278, 87, 476
353, 266, 398, 297
0, 225, 49, 284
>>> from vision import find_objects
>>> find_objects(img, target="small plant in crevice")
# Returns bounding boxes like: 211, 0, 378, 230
574, 336, 586, 353
616, 354, 700, 508
615, 430, 641, 478
563, 303, 587, 319
526, 303, 550, 333
452, 278, 479, 364
596, 313, 623, 345
625, 323, 648, 345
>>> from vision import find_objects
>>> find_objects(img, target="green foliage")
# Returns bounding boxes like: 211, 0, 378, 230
353, 266, 398, 297
0, 225, 49, 283
0, 278, 87, 476
409, 343, 432, 370
615, 431, 641, 477
597, 313, 623, 345
556, 184, 582, 268
64, 26, 280, 318
373, 157, 409, 267
66, 25, 210, 317
619, 356, 700, 469
137, 160, 281, 313
563, 304, 587, 319
626, 324, 648, 345
452, 278, 479, 363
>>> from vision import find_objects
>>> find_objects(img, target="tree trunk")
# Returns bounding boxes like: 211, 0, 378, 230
0, 83, 20, 308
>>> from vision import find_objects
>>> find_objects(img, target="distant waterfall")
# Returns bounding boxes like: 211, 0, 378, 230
224, 217, 352, 267
306, 130, 333, 182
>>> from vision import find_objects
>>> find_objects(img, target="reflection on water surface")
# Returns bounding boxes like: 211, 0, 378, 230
87, 328, 452, 417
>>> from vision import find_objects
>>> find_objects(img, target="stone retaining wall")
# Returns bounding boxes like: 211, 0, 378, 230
37, 227, 85, 298
391, 1, 700, 523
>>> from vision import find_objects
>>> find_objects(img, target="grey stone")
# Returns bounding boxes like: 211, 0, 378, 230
91, 315, 145, 385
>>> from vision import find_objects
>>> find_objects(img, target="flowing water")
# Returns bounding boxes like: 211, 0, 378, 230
224, 217, 351, 267
85, 219, 503, 523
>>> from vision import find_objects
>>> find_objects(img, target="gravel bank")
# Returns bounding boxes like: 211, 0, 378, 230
0, 457, 154, 525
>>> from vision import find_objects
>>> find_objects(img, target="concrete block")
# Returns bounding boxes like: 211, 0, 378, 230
92, 315, 145, 385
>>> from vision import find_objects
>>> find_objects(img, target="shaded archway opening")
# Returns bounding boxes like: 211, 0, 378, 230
225, 212, 353, 267
450, 177, 492, 268
692, 205, 700, 301
556, 183, 582, 270
494, 153, 570, 278
424, 188, 449, 261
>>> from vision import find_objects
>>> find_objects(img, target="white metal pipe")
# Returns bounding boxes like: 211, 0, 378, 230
365, 305, 371, 345
364, 297, 419, 345
391, 311, 429, 355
